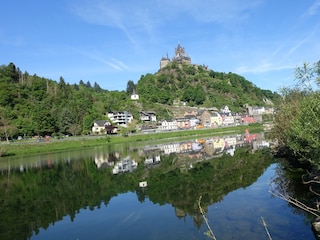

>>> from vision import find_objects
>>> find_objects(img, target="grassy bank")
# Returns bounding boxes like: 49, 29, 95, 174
0, 124, 263, 158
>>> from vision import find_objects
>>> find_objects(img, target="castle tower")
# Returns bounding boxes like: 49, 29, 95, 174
159, 43, 191, 69
173, 43, 191, 64
160, 53, 170, 69
174, 43, 185, 59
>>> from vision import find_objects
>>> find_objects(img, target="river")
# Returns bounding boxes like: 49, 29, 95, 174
0, 133, 317, 239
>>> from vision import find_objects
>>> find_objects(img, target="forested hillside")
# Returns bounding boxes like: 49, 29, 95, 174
0, 62, 279, 140
0, 63, 137, 138
136, 62, 279, 110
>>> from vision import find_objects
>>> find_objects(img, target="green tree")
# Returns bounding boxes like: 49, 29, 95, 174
126, 80, 135, 95
285, 93, 320, 167
271, 61, 320, 169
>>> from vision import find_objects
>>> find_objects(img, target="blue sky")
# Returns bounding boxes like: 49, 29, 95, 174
1, 0, 320, 92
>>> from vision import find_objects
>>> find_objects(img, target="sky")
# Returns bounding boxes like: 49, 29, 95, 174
1, 0, 320, 92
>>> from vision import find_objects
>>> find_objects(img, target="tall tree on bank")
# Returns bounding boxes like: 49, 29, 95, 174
271, 61, 320, 169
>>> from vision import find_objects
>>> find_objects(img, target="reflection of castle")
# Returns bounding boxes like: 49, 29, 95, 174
160, 43, 191, 69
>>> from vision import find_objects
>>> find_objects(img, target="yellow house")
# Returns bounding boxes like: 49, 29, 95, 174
210, 111, 223, 127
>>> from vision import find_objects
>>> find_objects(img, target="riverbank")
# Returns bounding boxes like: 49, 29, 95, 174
0, 124, 263, 158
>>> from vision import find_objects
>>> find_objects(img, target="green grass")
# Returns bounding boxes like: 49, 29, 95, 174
0, 124, 263, 158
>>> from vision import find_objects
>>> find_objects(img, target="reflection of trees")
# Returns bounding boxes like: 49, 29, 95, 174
146, 147, 273, 229
0, 147, 273, 239
271, 160, 316, 222
0, 158, 136, 240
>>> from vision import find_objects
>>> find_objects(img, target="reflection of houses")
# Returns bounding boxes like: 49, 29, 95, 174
161, 143, 180, 155
212, 138, 225, 153
244, 129, 257, 143
180, 141, 193, 152
112, 157, 138, 174
203, 139, 215, 156
145, 155, 161, 165
226, 147, 235, 156
94, 152, 119, 168
188, 151, 202, 160
224, 136, 237, 149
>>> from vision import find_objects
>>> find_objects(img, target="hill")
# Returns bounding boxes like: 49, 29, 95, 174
0, 62, 278, 140
136, 62, 279, 112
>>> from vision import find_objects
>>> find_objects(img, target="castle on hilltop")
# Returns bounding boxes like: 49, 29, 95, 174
160, 43, 192, 69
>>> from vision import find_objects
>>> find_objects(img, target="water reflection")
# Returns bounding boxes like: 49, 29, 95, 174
0, 132, 315, 239
99, 132, 268, 175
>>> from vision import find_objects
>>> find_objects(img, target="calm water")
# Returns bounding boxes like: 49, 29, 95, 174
0, 134, 317, 240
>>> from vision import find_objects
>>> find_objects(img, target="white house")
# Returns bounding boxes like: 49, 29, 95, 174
91, 120, 111, 135
140, 111, 157, 122
108, 111, 133, 126
221, 105, 231, 114
157, 119, 178, 131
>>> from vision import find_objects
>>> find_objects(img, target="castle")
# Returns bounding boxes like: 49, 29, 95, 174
160, 43, 191, 69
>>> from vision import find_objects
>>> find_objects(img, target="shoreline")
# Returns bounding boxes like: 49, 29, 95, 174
0, 124, 263, 158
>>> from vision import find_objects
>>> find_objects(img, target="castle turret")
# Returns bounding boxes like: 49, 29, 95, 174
160, 53, 170, 69
159, 44, 191, 69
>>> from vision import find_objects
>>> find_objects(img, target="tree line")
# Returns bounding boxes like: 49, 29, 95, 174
0, 61, 279, 141
0, 63, 133, 140
271, 61, 320, 170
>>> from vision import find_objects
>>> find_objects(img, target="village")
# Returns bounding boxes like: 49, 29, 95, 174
92, 43, 274, 136
91, 103, 274, 135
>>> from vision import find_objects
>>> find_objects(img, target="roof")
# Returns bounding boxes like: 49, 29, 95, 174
94, 120, 110, 127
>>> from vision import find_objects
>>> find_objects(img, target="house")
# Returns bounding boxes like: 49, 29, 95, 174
108, 111, 133, 126
242, 115, 255, 124
184, 111, 197, 118
131, 89, 139, 100
183, 112, 200, 128
246, 105, 265, 115
157, 119, 178, 131
92, 120, 113, 135
176, 117, 191, 129
221, 105, 231, 114
140, 111, 157, 122
210, 111, 223, 127
197, 110, 211, 127
221, 113, 235, 126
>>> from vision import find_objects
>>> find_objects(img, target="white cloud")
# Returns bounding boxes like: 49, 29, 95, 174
303, 0, 320, 17
77, 49, 128, 71
236, 63, 294, 75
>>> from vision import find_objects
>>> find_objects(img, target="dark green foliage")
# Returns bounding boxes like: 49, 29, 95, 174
271, 61, 320, 170
0, 63, 132, 139
126, 80, 135, 95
